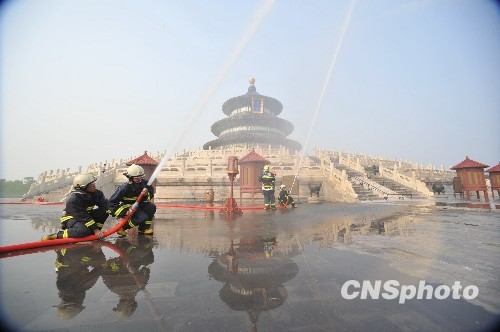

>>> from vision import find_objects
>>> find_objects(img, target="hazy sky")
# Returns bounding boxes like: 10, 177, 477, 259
1, 0, 499, 180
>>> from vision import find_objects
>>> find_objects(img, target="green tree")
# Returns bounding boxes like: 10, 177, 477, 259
0, 178, 37, 198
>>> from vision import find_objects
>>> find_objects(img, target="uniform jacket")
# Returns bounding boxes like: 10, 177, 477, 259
278, 189, 290, 202
62, 189, 108, 231
259, 170, 276, 191
108, 179, 154, 217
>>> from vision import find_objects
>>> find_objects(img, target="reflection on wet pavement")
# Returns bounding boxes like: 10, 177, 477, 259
1, 201, 499, 331
435, 201, 500, 209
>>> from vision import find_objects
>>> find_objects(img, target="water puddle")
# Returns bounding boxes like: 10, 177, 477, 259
435, 202, 500, 210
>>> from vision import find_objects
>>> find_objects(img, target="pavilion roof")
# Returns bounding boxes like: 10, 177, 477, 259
450, 156, 489, 170
239, 150, 269, 164
486, 163, 500, 173
126, 151, 159, 166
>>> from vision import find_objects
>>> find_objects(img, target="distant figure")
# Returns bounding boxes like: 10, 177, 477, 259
41, 174, 108, 241
278, 184, 297, 208
205, 189, 214, 203
258, 164, 276, 210
108, 164, 156, 236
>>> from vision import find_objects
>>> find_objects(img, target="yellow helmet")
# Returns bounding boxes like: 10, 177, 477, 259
263, 165, 270, 170
73, 174, 96, 190
280, 184, 286, 190
125, 164, 145, 178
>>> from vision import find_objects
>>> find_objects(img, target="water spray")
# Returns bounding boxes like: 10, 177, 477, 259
149, 0, 276, 185
0, 1, 276, 255
290, 0, 356, 192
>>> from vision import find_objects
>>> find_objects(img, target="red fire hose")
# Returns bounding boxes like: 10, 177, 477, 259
0, 191, 148, 255
0, 190, 283, 256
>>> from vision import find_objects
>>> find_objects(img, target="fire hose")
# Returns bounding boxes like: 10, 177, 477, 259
0, 191, 148, 255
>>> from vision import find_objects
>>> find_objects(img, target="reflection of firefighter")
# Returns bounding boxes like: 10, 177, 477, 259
54, 245, 106, 319
101, 237, 154, 318
263, 237, 277, 258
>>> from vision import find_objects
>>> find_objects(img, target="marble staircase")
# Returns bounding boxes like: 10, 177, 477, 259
368, 174, 426, 199
333, 164, 380, 200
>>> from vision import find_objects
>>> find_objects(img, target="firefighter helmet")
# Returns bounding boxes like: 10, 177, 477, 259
280, 184, 286, 190
125, 164, 145, 178
73, 174, 96, 190
263, 165, 270, 170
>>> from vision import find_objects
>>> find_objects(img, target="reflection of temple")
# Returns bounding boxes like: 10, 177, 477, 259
203, 78, 302, 152
208, 237, 300, 331
152, 209, 416, 255
31, 216, 62, 234
310, 213, 416, 249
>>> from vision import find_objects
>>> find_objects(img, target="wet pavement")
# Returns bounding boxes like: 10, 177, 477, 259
1, 199, 499, 331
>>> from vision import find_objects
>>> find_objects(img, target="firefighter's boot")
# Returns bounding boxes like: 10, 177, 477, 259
117, 228, 127, 237
41, 233, 58, 241
138, 228, 153, 235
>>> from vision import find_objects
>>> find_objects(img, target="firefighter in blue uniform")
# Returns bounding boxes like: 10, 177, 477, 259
41, 174, 108, 241
258, 164, 276, 210
108, 164, 156, 236
278, 184, 297, 208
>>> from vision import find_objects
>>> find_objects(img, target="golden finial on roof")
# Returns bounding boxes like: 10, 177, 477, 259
249, 77, 255, 85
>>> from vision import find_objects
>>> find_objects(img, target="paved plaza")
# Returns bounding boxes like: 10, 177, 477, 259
1, 199, 499, 331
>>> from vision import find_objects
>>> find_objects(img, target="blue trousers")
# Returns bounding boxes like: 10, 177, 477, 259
262, 190, 276, 208
58, 208, 109, 238
115, 202, 156, 231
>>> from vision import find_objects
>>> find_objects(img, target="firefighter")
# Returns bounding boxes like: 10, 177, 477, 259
108, 164, 156, 236
278, 184, 297, 208
41, 173, 108, 241
258, 164, 276, 210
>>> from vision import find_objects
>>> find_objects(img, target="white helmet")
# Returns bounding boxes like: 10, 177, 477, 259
125, 164, 145, 178
280, 184, 286, 190
73, 174, 96, 190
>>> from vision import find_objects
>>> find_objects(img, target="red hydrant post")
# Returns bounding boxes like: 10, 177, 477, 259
221, 156, 242, 215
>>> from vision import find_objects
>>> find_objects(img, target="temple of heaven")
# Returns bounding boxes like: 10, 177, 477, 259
203, 78, 302, 152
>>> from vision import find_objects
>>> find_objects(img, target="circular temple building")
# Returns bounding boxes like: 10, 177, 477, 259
203, 78, 302, 152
